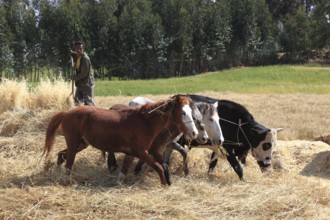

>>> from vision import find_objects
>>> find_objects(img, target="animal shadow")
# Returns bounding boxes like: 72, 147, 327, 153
0, 157, 155, 190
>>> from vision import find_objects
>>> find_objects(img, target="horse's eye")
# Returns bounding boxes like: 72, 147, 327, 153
192, 116, 196, 120
209, 118, 214, 122
182, 111, 187, 116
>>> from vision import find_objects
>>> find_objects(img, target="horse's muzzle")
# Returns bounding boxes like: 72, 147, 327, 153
185, 131, 198, 141
196, 136, 208, 144
211, 137, 224, 146
191, 131, 198, 139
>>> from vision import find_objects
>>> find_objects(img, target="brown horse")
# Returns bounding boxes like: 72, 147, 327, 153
107, 101, 208, 185
42, 95, 198, 185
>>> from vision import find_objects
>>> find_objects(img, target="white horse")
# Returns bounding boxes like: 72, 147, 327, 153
127, 96, 224, 175
128, 96, 155, 107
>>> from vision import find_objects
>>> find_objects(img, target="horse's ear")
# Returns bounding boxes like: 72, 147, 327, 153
171, 94, 178, 99
187, 96, 193, 103
205, 103, 210, 111
172, 94, 180, 101
200, 103, 209, 114
212, 101, 218, 108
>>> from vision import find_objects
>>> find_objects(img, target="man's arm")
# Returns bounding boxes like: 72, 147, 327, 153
72, 56, 90, 81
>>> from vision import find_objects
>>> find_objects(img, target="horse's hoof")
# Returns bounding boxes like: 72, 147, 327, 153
117, 171, 126, 184
134, 168, 142, 175
108, 167, 117, 173
208, 168, 214, 173
116, 180, 124, 186
53, 165, 61, 174
44, 161, 54, 171
184, 170, 189, 176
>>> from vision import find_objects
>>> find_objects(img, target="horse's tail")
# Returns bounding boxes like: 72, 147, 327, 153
42, 111, 66, 161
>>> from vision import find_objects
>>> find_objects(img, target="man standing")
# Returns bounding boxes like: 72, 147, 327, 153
71, 41, 95, 106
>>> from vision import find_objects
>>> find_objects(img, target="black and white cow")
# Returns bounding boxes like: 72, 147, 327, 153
184, 94, 283, 180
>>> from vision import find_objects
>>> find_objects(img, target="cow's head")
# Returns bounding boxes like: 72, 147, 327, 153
251, 128, 283, 172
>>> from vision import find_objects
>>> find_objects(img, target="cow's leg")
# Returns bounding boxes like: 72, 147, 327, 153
208, 152, 219, 173
226, 151, 244, 180
237, 150, 249, 167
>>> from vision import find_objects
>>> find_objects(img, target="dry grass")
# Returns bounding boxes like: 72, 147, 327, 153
0, 79, 73, 136
0, 85, 329, 219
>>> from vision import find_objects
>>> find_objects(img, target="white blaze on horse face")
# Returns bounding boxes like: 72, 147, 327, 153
203, 102, 224, 145
251, 128, 279, 170
192, 106, 208, 144
182, 104, 198, 140
196, 124, 208, 144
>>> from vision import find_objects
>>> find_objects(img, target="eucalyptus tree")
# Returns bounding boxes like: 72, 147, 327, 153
1, 0, 37, 78
82, 0, 117, 79
266, 0, 317, 59
280, 6, 311, 55
151, 0, 198, 77
151, 0, 185, 77
113, 0, 165, 79
39, 0, 85, 79
310, 0, 330, 49
0, 3, 14, 78
22, 3, 40, 81
228, 0, 277, 65
228, 0, 253, 64
266, 0, 302, 20
190, 0, 232, 72
252, 0, 278, 64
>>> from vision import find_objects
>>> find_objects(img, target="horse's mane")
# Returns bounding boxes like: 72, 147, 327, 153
137, 97, 175, 115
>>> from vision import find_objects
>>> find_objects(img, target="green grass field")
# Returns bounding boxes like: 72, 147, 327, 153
95, 65, 330, 96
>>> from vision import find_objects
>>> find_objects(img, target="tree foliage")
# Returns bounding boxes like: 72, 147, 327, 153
0, 0, 329, 81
